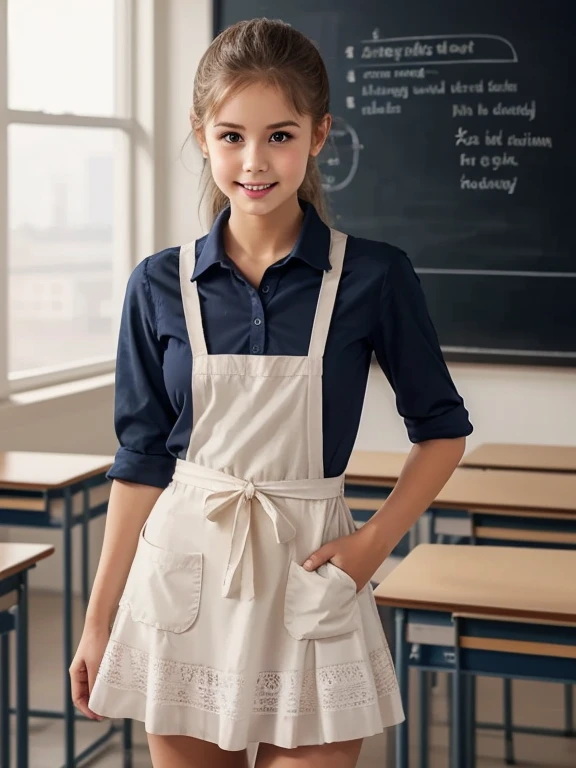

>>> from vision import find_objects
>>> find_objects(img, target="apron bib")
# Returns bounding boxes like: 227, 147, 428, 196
89, 228, 404, 750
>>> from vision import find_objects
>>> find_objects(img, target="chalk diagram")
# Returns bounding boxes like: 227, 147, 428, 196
319, 116, 363, 192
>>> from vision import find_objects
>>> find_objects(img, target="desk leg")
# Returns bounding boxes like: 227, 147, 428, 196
377, 602, 397, 767
465, 675, 476, 768
451, 618, 465, 768
15, 573, 29, 768
503, 679, 515, 765
0, 632, 10, 768
564, 685, 574, 737
63, 488, 75, 767
418, 671, 429, 768
122, 719, 133, 767
451, 672, 467, 768
82, 487, 90, 612
395, 610, 408, 768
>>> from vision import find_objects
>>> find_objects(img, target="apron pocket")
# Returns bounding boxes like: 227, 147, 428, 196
284, 559, 360, 640
122, 523, 203, 633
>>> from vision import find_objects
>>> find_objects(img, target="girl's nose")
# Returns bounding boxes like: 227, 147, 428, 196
242, 144, 269, 174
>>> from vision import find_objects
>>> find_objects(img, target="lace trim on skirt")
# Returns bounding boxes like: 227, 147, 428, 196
97, 639, 399, 720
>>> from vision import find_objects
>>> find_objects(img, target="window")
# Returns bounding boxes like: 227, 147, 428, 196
0, 0, 154, 396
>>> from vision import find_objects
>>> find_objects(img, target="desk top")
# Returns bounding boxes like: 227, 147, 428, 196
461, 443, 576, 473
434, 466, 576, 514
345, 451, 408, 483
374, 544, 576, 624
0, 452, 114, 490
0, 542, 55, 581
345, 450, 576, 514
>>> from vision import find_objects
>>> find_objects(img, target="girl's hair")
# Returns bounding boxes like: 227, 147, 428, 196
189, 18, 332, 226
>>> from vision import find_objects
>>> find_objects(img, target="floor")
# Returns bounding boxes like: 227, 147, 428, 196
6, 591, 576, 767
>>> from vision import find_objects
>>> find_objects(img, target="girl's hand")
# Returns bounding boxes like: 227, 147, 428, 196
302, 524, 389, 592
69, 625, 110, 721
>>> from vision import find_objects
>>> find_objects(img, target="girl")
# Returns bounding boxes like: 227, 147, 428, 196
70, 17, 472, 768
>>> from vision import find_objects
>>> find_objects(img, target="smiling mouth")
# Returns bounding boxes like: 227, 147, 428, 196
236, 182, 277, 191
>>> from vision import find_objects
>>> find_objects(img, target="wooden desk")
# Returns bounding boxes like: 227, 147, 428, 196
374, 543, 576, 623
374, 544, 576, 768
346, 452, 576, 763
345, 450, 409, 486
427, 467, 576, 548
0, 542, 54, 768
450, 445, 576, 751
461, 443, 576, 473
0, 452, 114, 490
0, 452, 131, 768
0, 543, 54, 581
345, 451, 576, 546
346, 451, 576, 514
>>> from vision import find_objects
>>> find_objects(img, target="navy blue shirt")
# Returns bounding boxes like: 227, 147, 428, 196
107, 200, 473, 488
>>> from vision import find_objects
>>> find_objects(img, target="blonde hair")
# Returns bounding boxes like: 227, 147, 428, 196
189, 18, 332, 226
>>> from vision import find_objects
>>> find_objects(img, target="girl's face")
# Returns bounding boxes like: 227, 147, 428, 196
196, 83, 330, 217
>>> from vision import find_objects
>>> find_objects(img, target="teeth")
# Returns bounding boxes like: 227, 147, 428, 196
242, 184, 273, 191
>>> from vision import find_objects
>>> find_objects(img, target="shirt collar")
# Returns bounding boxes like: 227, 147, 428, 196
191, 198, 332, 281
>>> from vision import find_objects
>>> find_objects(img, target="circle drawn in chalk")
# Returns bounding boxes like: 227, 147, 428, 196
319, 117, 363, 193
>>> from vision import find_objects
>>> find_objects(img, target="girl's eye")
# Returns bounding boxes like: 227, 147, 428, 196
270, 131, 292, 143
222, 132, 242, 143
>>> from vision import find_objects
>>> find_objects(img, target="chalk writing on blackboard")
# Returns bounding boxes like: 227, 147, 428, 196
336, 31, 553, 195
358, 33, 518, 65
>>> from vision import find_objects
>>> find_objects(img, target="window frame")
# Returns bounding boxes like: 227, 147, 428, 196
0, 0, 157, 399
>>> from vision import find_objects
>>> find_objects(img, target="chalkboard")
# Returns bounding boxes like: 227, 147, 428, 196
214, 1, 576, 367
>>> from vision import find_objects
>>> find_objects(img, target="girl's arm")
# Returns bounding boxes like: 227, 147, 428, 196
71, 256, 178, 719
70, 478, 164, 720
361, 436, 466, 561
304, 248, 472, 585
303, 437, 467, 587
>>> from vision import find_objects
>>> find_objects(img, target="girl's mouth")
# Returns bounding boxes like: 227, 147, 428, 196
236, 182, 278, 199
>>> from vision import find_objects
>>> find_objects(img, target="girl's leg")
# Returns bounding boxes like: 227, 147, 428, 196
254, 738, 363, 768
147, 734, 250, 768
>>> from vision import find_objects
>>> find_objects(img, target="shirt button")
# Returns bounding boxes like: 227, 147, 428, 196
252, 345, 260, 354
254, 318, 262, 326
261, 284, 270, 294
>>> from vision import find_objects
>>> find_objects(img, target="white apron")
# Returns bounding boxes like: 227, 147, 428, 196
89, 228, 404, 751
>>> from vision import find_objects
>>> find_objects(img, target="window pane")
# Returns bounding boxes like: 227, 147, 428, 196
8, 125, 122, 375
8, 0, 116, 115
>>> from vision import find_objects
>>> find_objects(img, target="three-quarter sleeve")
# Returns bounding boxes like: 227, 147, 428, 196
371, 249, 473, 442
106, 257, 177, 488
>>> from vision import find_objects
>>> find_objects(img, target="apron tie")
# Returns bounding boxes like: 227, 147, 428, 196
204, 483, 297, 601
171, 460, 346, 603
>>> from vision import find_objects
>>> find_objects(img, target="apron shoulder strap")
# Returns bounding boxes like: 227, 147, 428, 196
308, 229, 348, 358
179, 240, 208, 357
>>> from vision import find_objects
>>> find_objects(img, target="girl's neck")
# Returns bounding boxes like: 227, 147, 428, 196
224, 196, 304, 264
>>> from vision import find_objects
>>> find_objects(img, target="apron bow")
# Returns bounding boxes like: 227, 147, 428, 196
204, 482, 296, 601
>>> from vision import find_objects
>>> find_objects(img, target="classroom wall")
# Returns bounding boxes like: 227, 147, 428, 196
1, 0, 575, 592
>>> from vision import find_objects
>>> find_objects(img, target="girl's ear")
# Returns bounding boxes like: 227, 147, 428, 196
190, 110, 208, 158
310, 113, 332, 158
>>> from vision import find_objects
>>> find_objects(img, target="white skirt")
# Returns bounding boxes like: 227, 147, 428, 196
89, 474, 405, 751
